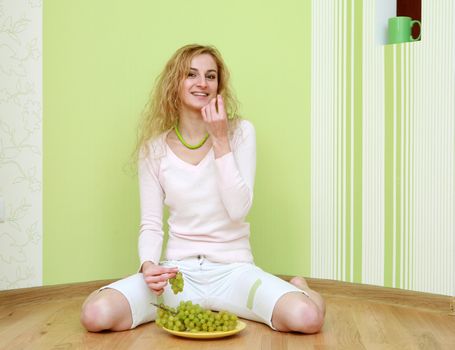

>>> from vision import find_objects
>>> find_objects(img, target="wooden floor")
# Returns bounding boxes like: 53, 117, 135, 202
0, 277, 454, 350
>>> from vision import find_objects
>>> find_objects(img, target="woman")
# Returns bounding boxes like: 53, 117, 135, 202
80, 44, 325, 333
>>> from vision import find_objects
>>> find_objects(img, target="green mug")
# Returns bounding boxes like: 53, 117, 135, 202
387, 16, 421, 44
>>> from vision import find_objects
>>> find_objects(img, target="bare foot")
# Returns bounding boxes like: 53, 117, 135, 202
290, 276, 310, 290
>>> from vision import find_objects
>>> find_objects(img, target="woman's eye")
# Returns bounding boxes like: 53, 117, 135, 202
207, 75, 217, 80
188, 72, 196, 78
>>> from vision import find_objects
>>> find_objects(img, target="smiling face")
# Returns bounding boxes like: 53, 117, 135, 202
180, 54, 219, 114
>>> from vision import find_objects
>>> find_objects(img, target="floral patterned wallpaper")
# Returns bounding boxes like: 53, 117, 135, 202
0, 0, 42, 290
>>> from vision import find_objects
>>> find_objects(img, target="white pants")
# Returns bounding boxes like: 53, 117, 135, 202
101, 256, 307, 329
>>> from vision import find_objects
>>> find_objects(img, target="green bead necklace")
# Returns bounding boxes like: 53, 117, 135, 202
174, 124, 209, 150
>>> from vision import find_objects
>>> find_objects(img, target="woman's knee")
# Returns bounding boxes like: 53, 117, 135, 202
80, 295, 113, 332
272, 297, 324, 333
80, 289, 132, 332
293, 301, 324, 334
273, 296, 324, 334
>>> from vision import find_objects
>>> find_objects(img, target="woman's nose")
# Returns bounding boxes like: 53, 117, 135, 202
197, 76, 207, 87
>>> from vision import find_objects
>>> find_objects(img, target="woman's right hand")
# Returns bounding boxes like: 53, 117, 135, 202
141, 261, 179, 296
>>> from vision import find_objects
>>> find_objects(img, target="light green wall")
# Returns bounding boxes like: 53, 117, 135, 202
43, 0, 312, 284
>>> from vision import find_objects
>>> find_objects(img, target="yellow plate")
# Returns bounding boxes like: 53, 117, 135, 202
160, 320, 246, 339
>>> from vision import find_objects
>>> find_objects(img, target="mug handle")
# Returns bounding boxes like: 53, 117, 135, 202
410, 20, 421, 41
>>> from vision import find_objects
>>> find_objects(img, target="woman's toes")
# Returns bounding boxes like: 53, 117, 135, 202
290, 276, 310, 290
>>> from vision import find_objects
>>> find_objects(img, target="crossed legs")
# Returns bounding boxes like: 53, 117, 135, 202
80, 276, 325, 333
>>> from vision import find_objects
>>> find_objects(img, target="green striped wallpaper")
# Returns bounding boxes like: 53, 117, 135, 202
311, 0, 454, 295
384, 44, 415, 289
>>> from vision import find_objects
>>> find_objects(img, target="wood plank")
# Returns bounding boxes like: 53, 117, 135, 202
1, 278, 454, 350
279, 276, 452, 314
1, 277, 451, 314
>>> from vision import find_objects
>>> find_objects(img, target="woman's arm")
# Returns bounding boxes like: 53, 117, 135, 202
202, 96, 256, 222
214, 120, 256, 221
137, 148, 165, 267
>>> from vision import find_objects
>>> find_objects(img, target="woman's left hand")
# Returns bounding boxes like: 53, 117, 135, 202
201, 94, 229, 142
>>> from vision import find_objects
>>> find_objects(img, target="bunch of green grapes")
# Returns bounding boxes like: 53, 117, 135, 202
169, 271, 184, 294
156, 301, 238, 333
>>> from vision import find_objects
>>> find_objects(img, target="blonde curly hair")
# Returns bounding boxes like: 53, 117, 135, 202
134, 44, 241, 161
